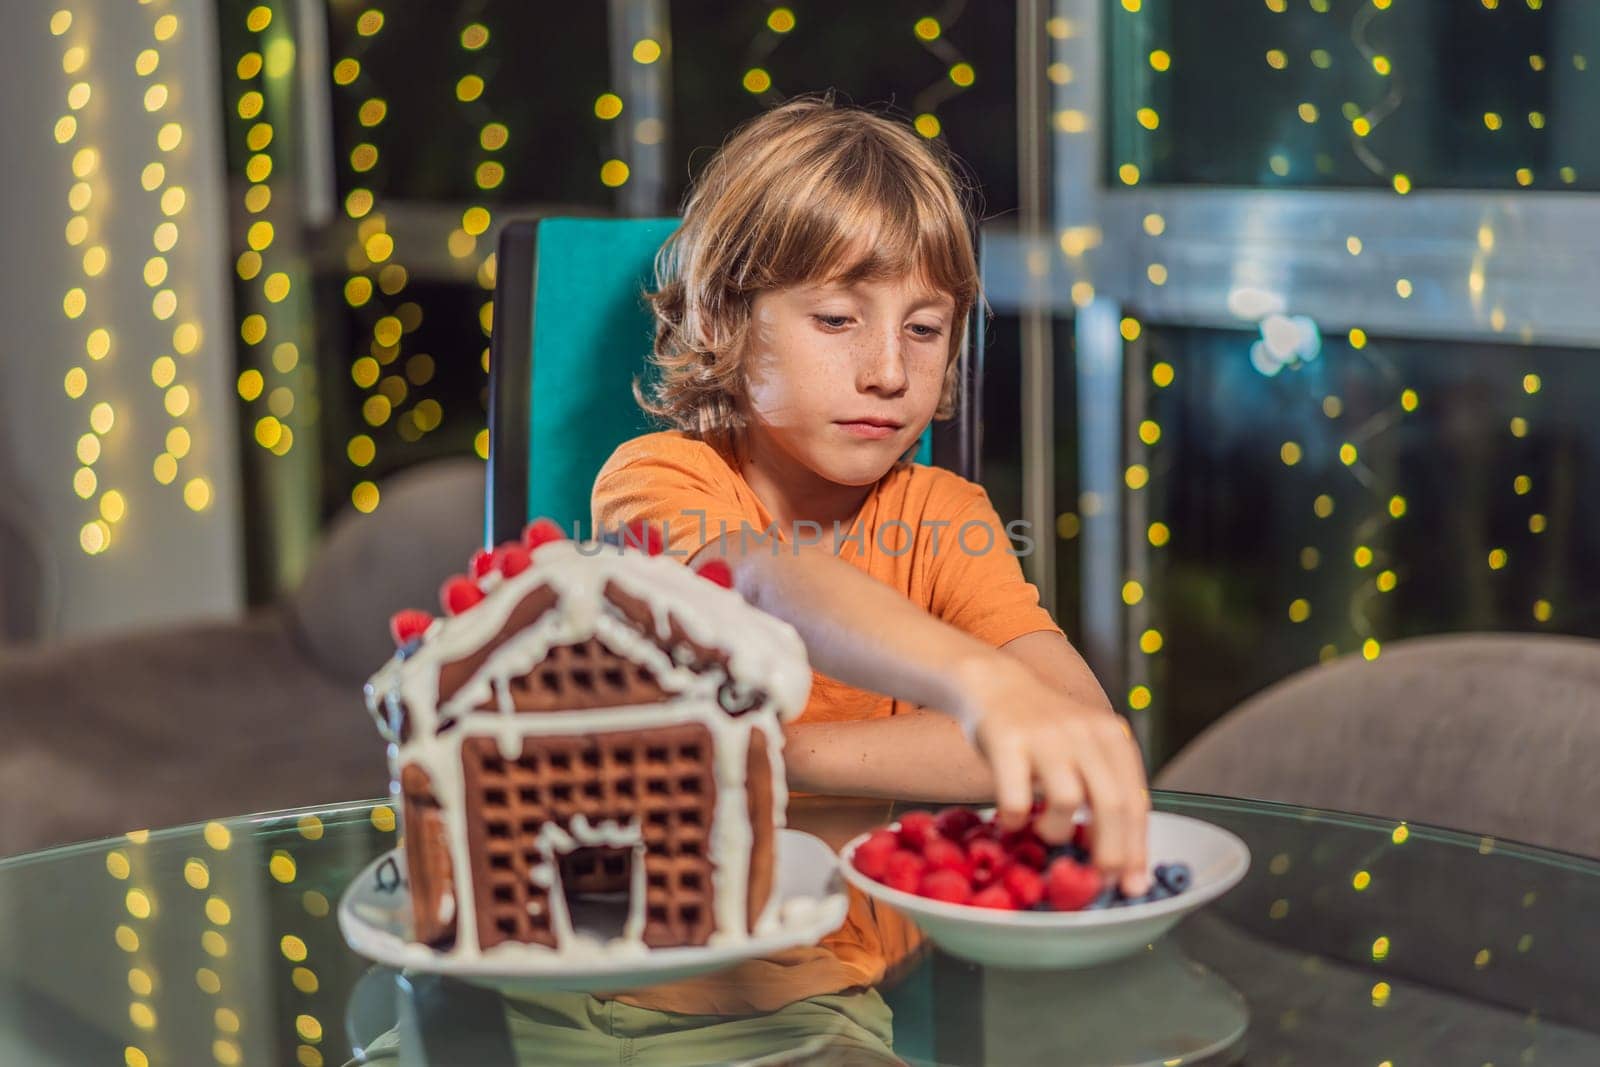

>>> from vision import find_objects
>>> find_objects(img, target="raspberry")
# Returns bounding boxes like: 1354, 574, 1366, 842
1044, 858, 1104, 911
1001, 865, 1045, 908
883, 850, 926, 894
923, 838, 971, 878
388, 609, 433, 646
1072, 822, 1094, 854
934, 807, 981, 841
469, 548, 495, 578
896, 812, 937, 852
918, 868, 973, 906
852, 831, 899, 881
961, 822, 997, 847
697, 558, 734, 589
522, 517, 567, 552
971, 885, 1019, 910
967, 837, 1008, 874
1009, 840, 1048, 871
493, 543, 532, 578
439, 575, 485, 615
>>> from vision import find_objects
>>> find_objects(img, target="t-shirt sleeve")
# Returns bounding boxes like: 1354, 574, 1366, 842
590, 436, 753, 561
926, 480, 1064, 647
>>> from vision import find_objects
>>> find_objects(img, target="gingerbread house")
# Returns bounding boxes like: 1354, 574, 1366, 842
363, 521, 811, 960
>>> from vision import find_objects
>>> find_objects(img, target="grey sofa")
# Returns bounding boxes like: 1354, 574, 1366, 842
1155, 632, 1600, 858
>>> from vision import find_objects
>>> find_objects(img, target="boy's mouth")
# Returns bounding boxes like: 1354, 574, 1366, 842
835, 417, 903, 440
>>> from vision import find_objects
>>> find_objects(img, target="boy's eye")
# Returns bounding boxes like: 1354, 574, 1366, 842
813, 314, 851, 329
910, 324, 944, 340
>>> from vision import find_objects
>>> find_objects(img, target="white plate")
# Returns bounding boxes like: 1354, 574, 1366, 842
338, 828, 850, 993
839, 810, 1250, 970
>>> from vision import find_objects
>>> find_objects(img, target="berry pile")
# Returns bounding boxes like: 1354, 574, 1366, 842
852, 807, 1192, 912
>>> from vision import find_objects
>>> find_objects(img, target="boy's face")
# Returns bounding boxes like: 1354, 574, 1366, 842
742, 275, 955, 487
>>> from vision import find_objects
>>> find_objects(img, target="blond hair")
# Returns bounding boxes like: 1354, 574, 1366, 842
634, 92, 983, 441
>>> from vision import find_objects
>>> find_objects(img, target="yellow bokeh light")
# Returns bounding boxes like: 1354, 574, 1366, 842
157, 122, 183, 151
216, 1007, 240, 1034
1392, 173, 1412, 195
594, 93, 623, 120
476, 161, 505, 189
1280, 441, 1302, 466
345, 276, 373, 307
67, 82, 91, 110
462, 206, 491, 235
914, 113, 941, 139
1534, 599, 1553, 622
196, 968, 221, 994
1136, 107, 1160, 130
154, 222, 178, 252
347, 434, 376, 466
1288, 599, 1311, 623
632, 39, 662, 64
263, 272, 291, 302
240, 313, 267, 345
456, 74, 484, 102
201, 930, 227, 958
247, 122, 273, 150
480, 122, 509, 150
143, 256, 168, 287
151, 287, 176, 321
914, 16, 940, 40
1139, 629, 1163, 654
50, 10, 71, 35
1149, 49, 1171, 71
1523, 372, 1542, 394
153, 453, 177, 484
244, 184, 271, 213
371, 804, 397, 831
153, 13, 178, 40
144, 84, 168, 112
345, 188, 374, 218
359, 98, 387, 127
332, 58, 360, 85
949, 63, 975, 87
245, 153, 273, 182
82, 245, 107, 276
1401, 388, 1419, 411
1128, 686, 1151, 711
236, 52, 261, 79
743, 68, 772, 93
268, 386, 294, 418
281, 934, 308, 962
352, 483, 379, 515
475, 428, 490, 459
160, 185, 186, 216
173, 322, 199, 354
1266, 49, 1287, 70
255, 416, 283, 450
80, 519, 111, 555
86, 327, 111, 360
205, 896, 231, 926
64, 366, 88, 398
89, 401, 115, 435
768, 7, 796, 32
1377, 569, 1398, 592
116, 925, 140, 952
1122, 580, 1144, 605
293, 967, 320, 994
1488, 548, 1508, 570
77, 433, 102, 465
74, 467, 97, 499
128, 968, 153, 997
68, 181, 92, 212
1119, 163, 1141, 186
106, 850, 131, 879
362, 395, 392, 426
166, 427, 190, 458
246, 5, 272, 31
1510, 416, 1528, 437
1125, 464, 1149, 490
357, 9, 384, 35
183, 477, 211, 511
461, 23, 490, 49
65, 216, 88, 245
271, 851, 298, 883
1362, 639, 1381, 661
62, 46, 86, 74
365, 232, 394, 262
1151, 362, 1175, 388
237, 369, 264, 401
64, 288, 88, 319
129, 1003, 156, 1031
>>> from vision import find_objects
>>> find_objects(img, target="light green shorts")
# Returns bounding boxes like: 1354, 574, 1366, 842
345, 987, 899, 1066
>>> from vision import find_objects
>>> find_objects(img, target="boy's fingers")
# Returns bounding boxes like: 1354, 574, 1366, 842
988, 735, 1034, 831
1033, 749, 1084, 842
1074, 747, 1129, 875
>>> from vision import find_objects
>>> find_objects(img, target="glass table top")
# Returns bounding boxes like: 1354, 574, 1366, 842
1, 791, 1596, 1066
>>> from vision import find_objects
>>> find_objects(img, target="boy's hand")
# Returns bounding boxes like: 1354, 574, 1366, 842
958, 658, 1152, 897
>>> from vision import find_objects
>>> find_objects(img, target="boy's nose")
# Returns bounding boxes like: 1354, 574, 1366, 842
857, 335, 910, 397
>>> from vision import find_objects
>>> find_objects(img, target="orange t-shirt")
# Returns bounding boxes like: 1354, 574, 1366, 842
586, 429, 1062, 1013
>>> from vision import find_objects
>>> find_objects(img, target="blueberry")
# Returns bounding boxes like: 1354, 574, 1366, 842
1154, 863, 1192, 894
1141, 882, 1173, 903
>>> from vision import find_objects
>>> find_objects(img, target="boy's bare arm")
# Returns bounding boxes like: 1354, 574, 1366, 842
782, 708, 996, 802
692, 533, 1151, 895
998, 630, 1116, 714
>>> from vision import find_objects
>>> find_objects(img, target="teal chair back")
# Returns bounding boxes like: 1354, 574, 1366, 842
485, 217, 980, 544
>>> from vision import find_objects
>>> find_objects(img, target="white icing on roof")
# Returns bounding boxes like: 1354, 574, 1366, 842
364, 538, 812, 734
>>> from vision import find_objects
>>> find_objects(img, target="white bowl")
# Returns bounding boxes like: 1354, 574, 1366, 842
839, 810, 1250, 970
